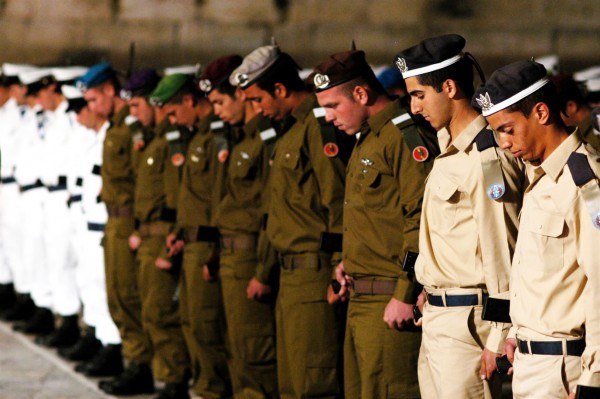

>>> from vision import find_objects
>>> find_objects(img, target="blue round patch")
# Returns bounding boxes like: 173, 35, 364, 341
593, 212, 600, 230
487, 183, 505, 200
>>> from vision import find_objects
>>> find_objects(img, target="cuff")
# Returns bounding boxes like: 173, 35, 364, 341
485, 322, 510, 354
393, 276, 422, 304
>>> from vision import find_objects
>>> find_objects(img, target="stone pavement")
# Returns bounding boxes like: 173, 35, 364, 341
0, 321, 154, 399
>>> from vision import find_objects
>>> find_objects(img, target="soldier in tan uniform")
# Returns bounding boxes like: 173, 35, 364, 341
476, 60, 600, 399
77, 63, 155, 395
150, 73, 232, 399
230, 43, 348, 399
311, 49, 438, 398
198, 55, 279, 398
395, 35, 527, 398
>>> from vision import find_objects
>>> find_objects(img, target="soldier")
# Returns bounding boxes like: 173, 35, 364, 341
77, 63, 154, 395
150, 72, 232, 399
230, 42, 347, 399
312, 48, 438, 398
476, 59, 600, 399
203, 55, 279, 398
395, 34, 526, 398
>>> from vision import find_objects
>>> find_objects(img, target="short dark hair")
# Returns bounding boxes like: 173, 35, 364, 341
340, 73, 387, 99
505, 81, 562, 119
254, 53, 307, 96
214, 80, 237, 97
167, 80, 198, 106
550, 74, 588, 115
416, 57, 475, 97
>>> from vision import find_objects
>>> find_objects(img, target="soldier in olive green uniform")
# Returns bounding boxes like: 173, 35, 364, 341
231, 43, 348, 399
150, 74, 232, 399
312, 50, 438, 398
78, 64, 154, 395
199, 55, 279, 398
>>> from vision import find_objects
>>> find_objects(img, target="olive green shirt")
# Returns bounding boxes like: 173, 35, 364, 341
101, 105, 135, 208
579, 116, 600, 151
133, 128, 167, 223
343, 99, 435, 303
266, 94, 346, 254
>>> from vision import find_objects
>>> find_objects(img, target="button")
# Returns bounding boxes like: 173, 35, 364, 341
285, 153, 291, 159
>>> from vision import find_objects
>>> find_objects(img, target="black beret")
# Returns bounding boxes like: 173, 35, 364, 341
394, 34, 466, 79
308, 50, 375, 92
472, 60, 548, 116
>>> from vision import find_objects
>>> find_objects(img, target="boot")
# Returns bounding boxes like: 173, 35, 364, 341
13, 307, 55, 335
35, 314, 80, 348
154, 381, 190, 399
0, 283, 16, 312
98, 362, 155, 395
58, 326, 102, 361
1, 293, 36, 321
75, 343, 123, 377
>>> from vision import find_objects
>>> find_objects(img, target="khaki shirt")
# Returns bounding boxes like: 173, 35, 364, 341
343, 99, 435, 302
101, 105, 135, 208
579, 116, 600, 151
266, 94, 346, 254
509, 131, 600, 387
415, 115, 526, 352
133, 130, 167, 223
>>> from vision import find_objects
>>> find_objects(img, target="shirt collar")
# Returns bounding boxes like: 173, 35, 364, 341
291, 93, 316, 123
541, 128, 581, 183
441, 114, 488, 152
366, 98, 404, 137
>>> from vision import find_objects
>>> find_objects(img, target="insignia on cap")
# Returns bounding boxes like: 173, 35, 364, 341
412, 146, 429, 162
395, 57, 408, 73
323, 142, 338, 157
120, 89, 132, 101
76, 81, 88, 91
235, 73, 249, 87
593, 212, 600, 230
487, 183, 505, 200
198, 79, 212, 93
171, 153, 185, 167
313, 73, 331, 90
476, 92, 494, 113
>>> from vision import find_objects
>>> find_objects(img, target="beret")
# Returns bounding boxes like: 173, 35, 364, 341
308, 50, 374, 92
394, 34, 465, 79
198, 55, 243, 94
148, 73, 192, 107
121, 69, 161, 100
229, 44, 281, 88
76, 62, 116, 91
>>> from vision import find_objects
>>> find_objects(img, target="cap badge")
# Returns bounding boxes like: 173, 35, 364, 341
412, 146, 429, 162
323, 142, 338, 157
76, 81, 88, 91
235, 73, 249, 87
487, 183, 505, 200
313, 73, 331, 90
395, 57, 408, 73
120, 89, 132, 101
593, 211, 600, 230
476, 92, 494, 113
198, 79, 212, 93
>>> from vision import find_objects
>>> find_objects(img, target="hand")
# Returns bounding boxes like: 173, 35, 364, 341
568, 393, 575, 399
334, 261, 352, 298
383, 297, 413, 330
413, 290, 426, 327
128, 234, 141, 251
327, 283, 348, 304
480, 348, 500, 380
246, 277, 272, 300
155, 257, 172, 270
202, 264, 217, 282
166, 233, 184, 257
504, 338, 516, 376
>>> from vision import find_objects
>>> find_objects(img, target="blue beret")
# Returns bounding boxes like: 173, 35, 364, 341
377, 66, 404, 90
76, 62, 116, 91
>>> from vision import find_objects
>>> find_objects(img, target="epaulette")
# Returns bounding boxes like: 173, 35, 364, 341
165, 128, 186, 167
475, 129, 506, 201
392, 112, 431, 162
259, 127, 277, 157
313, 107, 340, 158
211, 120, 230, 164
567, 152, 600, 230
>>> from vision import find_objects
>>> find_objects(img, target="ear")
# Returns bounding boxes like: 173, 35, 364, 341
103, 83, 115, 97
236, 87, 246, 101
183, 94, 195, 107
564, 100, 578, 117
273, 82, 288, 99
533, 101, 551, 124
443, 79, 458, 99
353, 85, 369, 105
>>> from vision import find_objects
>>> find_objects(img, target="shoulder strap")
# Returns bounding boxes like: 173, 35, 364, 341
392, 112, 431, 162
313, 107, 340, 158
567, 152, 600, 230
475, 129, 506, 201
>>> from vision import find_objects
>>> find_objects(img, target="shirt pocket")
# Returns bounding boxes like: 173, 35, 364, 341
522, 208, 564, 275
430, 177, 461, 232
359, 166, 384, 210
275, 147, 302, 188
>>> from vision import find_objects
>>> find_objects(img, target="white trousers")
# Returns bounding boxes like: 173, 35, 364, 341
0, 184, 21, 285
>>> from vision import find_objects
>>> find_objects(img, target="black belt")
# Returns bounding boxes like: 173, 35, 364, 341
427, 292, 488, 307
19, 180, 44, 192
1, 176, 16, 184
67, 194, 82, 208
47, 183, 67, 192
87, 222, 106, 232
517, 338, 585, 357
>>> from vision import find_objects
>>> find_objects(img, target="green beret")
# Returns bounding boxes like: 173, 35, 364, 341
149, 73, 192, 106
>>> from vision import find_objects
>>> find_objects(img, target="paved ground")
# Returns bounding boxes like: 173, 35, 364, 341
0, 321, 154, 399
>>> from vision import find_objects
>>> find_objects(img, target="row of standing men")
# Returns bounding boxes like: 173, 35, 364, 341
0, 33, 600, 399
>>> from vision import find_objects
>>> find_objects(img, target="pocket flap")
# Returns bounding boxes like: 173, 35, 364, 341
524, 209, 564, 237
435, 179, 459, 201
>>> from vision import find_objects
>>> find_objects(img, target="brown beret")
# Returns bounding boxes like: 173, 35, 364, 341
309, 50, 374, 92
198, 55, 243, 94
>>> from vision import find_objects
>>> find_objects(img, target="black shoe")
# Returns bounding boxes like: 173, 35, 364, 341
0, 283, 16, 312
154, 382, 190, 399
58, 326, 102, 361
98, 362, 155, 395
35, 314, 80, 348
2, 294, 36, 321
13, 307, 55, 335
75, 343, 123, 377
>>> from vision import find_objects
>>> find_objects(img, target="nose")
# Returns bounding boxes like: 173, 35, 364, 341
324, 109, 335, 123
410, 99, 421, 115
497, 131, 512, 150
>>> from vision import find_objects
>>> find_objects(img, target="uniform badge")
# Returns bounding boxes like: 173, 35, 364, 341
360, 158, 373, 166
199, 79, 212, 93
240, 151, 250, 160
171, 153, 185, 167
218, 149, 229, 163
324, 143, 338, 157
412, 146, 429, 162
593, 212, 600, 230
313, 74, 331, 90
396, 57, 408, 73
191, 154, 200, 163
487, 183, 505, 200
147, 157, 154, 165
475, 92, 494, 114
